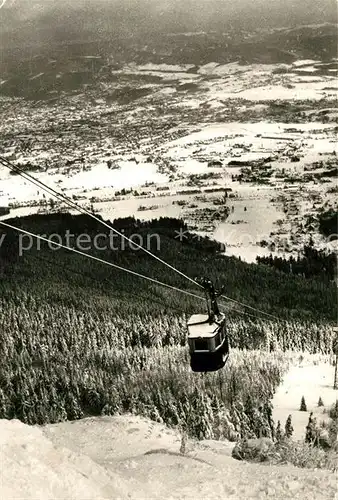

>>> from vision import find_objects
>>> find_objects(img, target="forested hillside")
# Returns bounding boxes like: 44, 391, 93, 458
0, 214, 336, 442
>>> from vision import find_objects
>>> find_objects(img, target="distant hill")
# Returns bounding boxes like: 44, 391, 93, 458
0, 16, 336, 98
0, 0, 337, 49
0, 1, 336, 98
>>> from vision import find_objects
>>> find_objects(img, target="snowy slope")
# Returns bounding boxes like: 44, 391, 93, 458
1, 415, 337, 499
272, 362, 338, 440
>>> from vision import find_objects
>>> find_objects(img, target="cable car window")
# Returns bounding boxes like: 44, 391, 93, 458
194, 338, 209, 351
214, 332, 221, 347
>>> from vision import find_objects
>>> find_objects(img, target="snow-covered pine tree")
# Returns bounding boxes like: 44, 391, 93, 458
285, 414, 294, 438
275, 420, 284, 444
300, 396, 307, 411
305, 412, 318, 445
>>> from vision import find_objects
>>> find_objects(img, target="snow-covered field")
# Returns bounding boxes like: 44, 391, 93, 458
63, 162, 168, 191
272, 356, 338, 440
1, 414, 337, 500
0, 58, 337, 262
116, 60, 338, 104
139, 60, 338, 106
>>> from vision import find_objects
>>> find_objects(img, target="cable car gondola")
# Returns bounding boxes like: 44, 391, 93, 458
187, 277, 229, 373
0, 154, 283, 379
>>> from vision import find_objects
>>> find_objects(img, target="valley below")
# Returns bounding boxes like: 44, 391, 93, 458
1, 23, 337, 263
0, 11, 338, 500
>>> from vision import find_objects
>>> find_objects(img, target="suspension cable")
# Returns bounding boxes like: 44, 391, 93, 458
0, 156, 286, 322
27, 254, 195, 316
0, 220, 205, 302
4, 226, 264, 322
0, 155, 202, 289
219, 295, 282, 322
0, 222, 281, 323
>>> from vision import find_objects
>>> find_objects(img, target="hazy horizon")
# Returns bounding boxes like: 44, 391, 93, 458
1, 0, 337, 50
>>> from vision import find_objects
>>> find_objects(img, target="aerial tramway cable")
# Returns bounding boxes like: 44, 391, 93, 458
0, 155, 202, 290
0, 220, 205, 302
0, 155, 284, 323
28, 253, 262, 320
0, 220, 282, 324
27, 254, 195, 315
219, 295, 281, 322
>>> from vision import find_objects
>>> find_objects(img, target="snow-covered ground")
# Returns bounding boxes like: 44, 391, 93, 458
63, 162, 168, 191
118, 61, 338, 105
0, 163, 168, 203
1, 58, 337, 263
272, 357, 338, 440
1, 415, 337, 500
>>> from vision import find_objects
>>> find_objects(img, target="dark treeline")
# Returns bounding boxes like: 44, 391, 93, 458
0, 214, 336, 443
1, 213, 336, 321
318, 210, 338, 239
257, 245, 337, 281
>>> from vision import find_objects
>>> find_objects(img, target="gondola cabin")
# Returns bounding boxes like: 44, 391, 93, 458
187, 312, 229, 372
